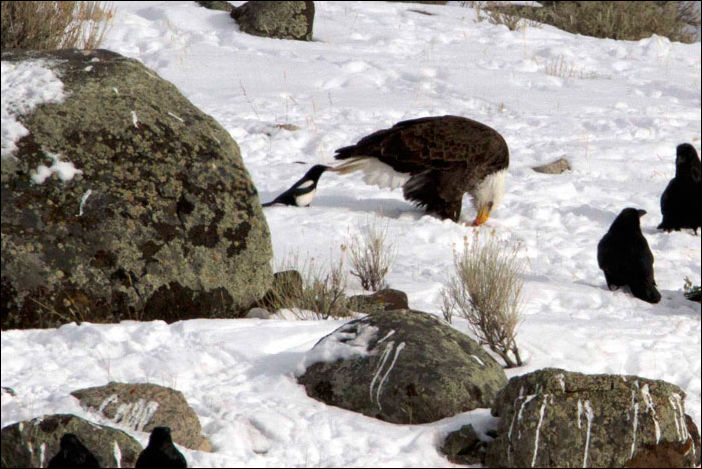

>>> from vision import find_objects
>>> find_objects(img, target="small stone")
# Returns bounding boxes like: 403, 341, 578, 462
440, 424, 486, 466
195, 0, 234, 12
348, 288, 409, 313
532, 156, 571, 174
246, 307, 271, 319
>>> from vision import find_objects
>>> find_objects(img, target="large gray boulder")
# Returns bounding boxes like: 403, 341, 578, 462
485, 368, 701, 468
71, 381, 209, 451
231, 1, 315, 41
297, 309, 508, 424
0, 414, 142, 468
1, 48, 273, 329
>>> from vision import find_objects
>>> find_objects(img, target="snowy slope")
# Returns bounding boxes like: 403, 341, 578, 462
2, 2, 700, 467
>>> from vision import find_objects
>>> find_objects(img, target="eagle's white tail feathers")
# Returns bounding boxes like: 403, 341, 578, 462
329, 157, 367, 175
331, 157, 409, 190
402, 171, 430, 194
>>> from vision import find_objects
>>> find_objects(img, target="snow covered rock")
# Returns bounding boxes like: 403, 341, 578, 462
0, 413, 142, 468
0, 48, 273, 330
231, 1, 315, 41
297, 309, 508, 424
70, 381, 210, 452
484, 368, 701, 468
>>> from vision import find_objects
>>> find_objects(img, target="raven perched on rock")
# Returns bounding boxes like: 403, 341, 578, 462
597, 208, 661, 304
658, 143, 701, 233
135, 427, 187, 468
48, 433, 100, 469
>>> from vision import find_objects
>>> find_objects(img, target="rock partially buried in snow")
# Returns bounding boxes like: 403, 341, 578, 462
195, 0, 234, 12
484, 368, 701, 468
297, 309, 508, 424
231, 1, 315, 41
348, 288, 410, 313
0, 48, 273, 329
71, 381, 210, 452
531, 156, 571, 174
0, 413, 142, 468
245, 306, 271, 319
440, 423, 488, 466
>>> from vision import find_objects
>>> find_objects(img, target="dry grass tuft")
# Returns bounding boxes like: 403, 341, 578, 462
464, 1, 700, 43
1, 1, 115, 51
441, 229, 525, 368
266, 250, 352, 320
466, 1, 541, 31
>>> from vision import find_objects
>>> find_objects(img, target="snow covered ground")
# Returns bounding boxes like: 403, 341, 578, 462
2, 2, 700, 467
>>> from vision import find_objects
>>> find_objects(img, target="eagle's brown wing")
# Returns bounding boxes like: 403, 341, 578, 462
334, 115, 508, 180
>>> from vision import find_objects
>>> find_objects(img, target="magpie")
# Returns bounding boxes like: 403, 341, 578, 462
657, 143, 701, 233
48, 433, 100, 469
597, 208, 661, 304
262, 164, 329, 207
135, 426, 187, 468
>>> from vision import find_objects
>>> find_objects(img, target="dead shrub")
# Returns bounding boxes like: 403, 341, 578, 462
347, 219, 396, 292
441, 230, 525, 368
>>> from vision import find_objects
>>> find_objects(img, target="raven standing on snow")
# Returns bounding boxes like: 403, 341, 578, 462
657, 143, 702, 233
597, 208, 661, 304
135, 426, 187, 468
48, 433, 100, 469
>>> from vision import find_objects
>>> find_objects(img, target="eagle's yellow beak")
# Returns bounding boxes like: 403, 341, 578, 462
471, 205, 491, 226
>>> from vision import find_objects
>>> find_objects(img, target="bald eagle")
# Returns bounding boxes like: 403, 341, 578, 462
328, 115, 509, 225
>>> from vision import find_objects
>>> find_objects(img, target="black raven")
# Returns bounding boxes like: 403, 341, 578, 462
658, 143, 701, 233
48, 433, 100, 469
135, 426, 187, 468
597, 208, 661, 304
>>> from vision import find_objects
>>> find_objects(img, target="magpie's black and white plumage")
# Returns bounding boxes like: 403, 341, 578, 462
597, 208, 661, 304
262, 164, 329, 207
135, 427, 187, 469
328, 115, 509, 225
657, 143, 702, 233
48, 433, 100, 469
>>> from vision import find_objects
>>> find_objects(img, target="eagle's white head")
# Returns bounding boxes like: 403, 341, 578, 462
470, 168, 507, 226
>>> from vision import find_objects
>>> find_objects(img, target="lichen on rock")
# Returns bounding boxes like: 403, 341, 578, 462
1, 49, 273, 329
